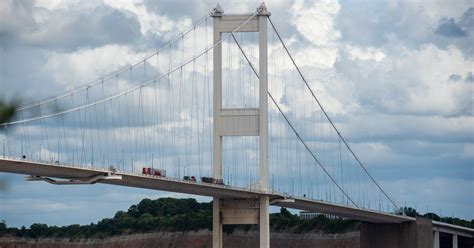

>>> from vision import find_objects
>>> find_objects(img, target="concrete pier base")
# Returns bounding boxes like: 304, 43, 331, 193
452, 234, 458, 248
213, 198, 223, 248
361, 218, 433, 248
212, 198, 269, 248
433, 230, 440, 248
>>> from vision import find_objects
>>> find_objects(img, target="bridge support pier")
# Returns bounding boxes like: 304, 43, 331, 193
212, 197, 269, 248
361, 218, 433, 248
452, 234, 458, 248
433, 230, 440, 248
259, 196, 270, 248
213, 198, 223, 248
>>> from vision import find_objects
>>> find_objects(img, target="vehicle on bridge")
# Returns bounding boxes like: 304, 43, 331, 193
183, 176, 197, 182
201, 177, 224, 185
142, 167, 166, 177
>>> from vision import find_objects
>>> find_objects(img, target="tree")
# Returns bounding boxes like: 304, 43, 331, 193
28, 223, 49, 238
136, 213, 154, 232
423, 212, 440, 221
0, 220, 6, 235
136, 198, 156, 216
0, 99, 18, 124
402, 207, 418, 217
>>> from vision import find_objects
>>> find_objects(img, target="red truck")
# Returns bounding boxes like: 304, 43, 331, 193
142, 167, 166, 177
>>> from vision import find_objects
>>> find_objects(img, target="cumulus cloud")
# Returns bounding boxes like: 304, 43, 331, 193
335, 44, 472, 117
295, 46, 339, 68
104, 0, 187, 38
287, 0, 342, 69
1, 1, 141, 51
43, 45, 148, 86
344, 45, 386, 62
291, 0, 341, 46
0, 0, 36, 36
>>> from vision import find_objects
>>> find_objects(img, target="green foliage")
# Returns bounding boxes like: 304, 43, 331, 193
0, 99, 19, 124
398, 207, 418, 217
1, 199, 472, 240
0, 221, 7, 235
396, 206, 474, 229
270, 208, 359, 233
28, 224, 50, 238
423, 212, 440, 221
270, 207, 300, 231
0, 198, 213, 240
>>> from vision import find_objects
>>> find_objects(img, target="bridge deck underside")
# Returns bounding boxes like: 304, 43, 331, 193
0, 158, 415, 224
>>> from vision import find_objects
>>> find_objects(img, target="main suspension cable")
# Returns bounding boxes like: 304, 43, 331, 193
231, 34, 359, 208
2, 13, 258, 127
267, 17, 398, 210
16, 15, 210, 112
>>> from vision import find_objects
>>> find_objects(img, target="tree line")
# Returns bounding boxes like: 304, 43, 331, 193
396, 206, 474, 228
0, 198, 358, 240
1, 199, 472, 241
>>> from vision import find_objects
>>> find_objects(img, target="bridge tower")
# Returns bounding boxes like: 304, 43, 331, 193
211, 3, 271, 248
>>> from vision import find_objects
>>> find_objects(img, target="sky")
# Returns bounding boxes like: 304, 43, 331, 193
0, 0, 473, 227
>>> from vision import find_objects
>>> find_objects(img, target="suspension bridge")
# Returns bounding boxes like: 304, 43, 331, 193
0, 3, 472, 248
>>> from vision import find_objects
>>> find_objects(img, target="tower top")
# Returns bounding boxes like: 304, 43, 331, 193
257, 2, 271, 16
210, 3, 224, 17
210, 3, 271, 17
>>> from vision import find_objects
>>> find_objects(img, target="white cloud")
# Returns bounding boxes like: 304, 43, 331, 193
340, 114, 474, 142
296, 46, 339, 69
1, 1, 141, 51
288, 0, 342, 69
387, 0, 473, 25
336, 44, 473, 117
35, 0, 81, 11
43, 45, 147, 87
345, 45, 386, 62
0, 0, 36, 34
290, 0, 341, 46
386, 45, 471, 116
104, 0, 192, 37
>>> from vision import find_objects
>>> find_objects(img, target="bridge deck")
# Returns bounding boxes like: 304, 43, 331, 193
432, 221, 474, 238
0, 158, 417, 224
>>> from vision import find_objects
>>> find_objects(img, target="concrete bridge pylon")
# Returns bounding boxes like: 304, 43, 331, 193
211, 3, 271, 248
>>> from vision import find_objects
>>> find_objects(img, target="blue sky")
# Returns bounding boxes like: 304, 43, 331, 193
0, 0, 473, 227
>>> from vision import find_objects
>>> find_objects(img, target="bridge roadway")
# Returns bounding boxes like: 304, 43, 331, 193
0, 157, 409, 223
0, 157, 473, 238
